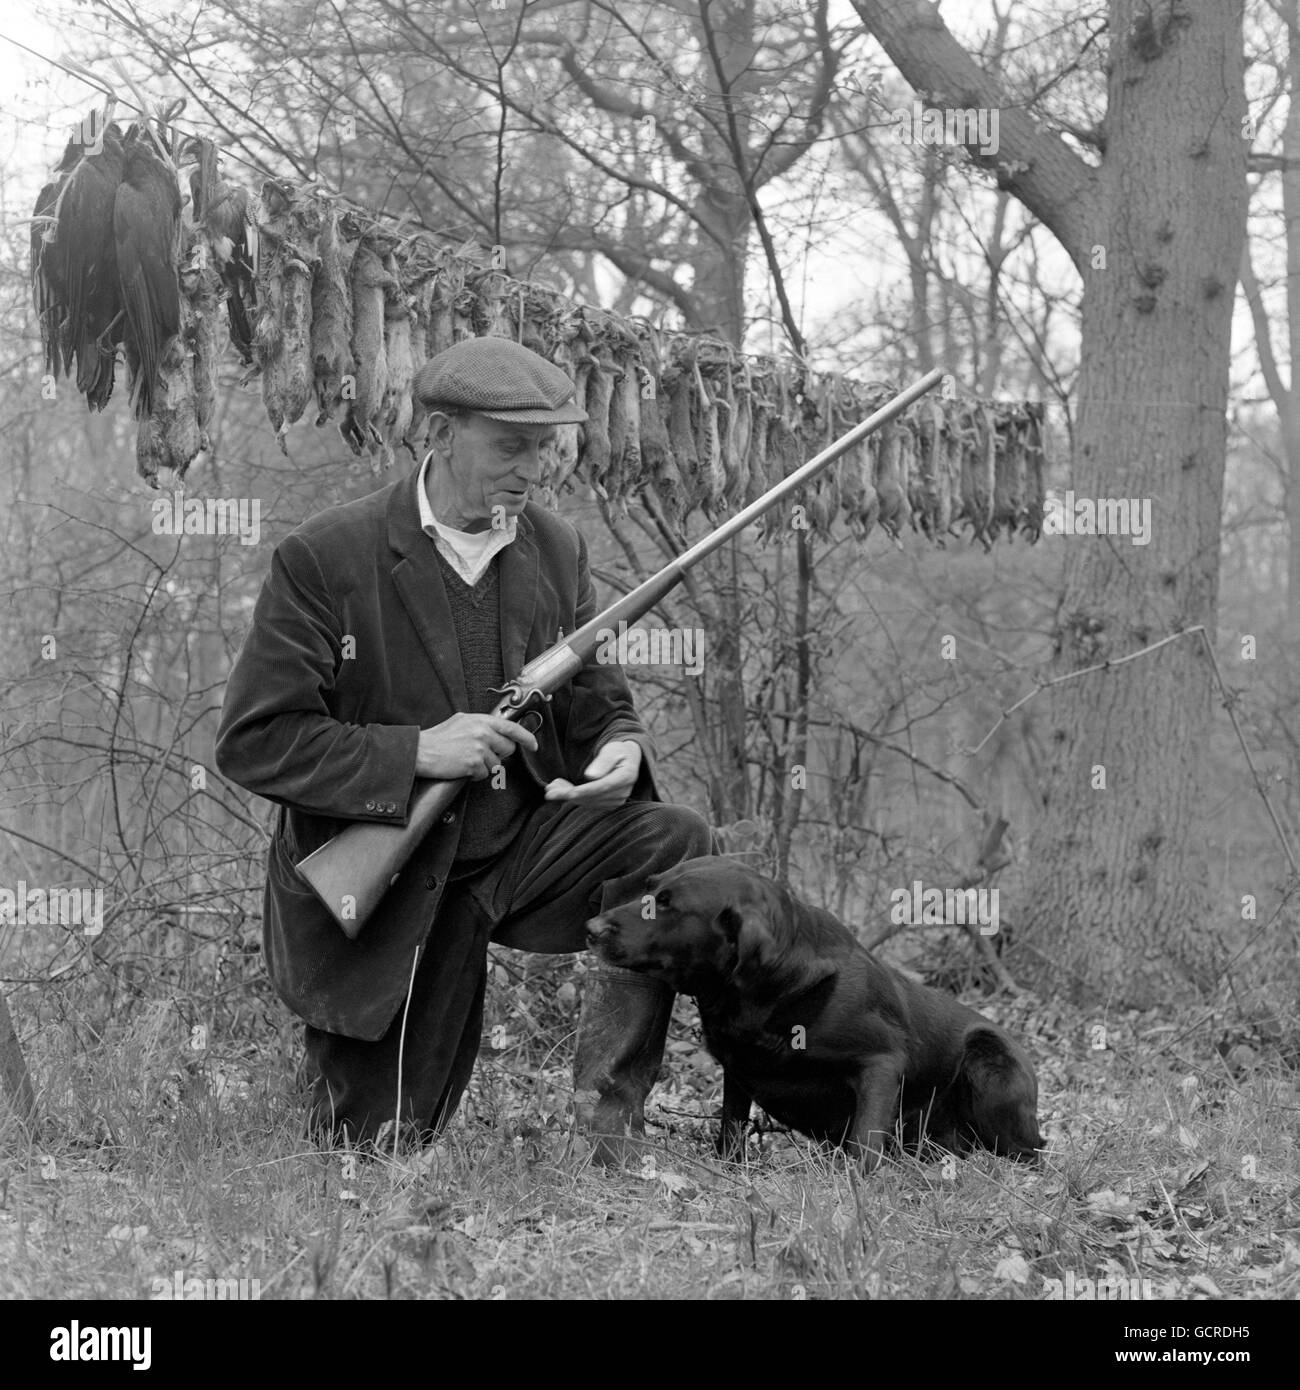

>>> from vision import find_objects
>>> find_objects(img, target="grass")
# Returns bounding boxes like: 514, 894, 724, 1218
1, 959, 1298, 1301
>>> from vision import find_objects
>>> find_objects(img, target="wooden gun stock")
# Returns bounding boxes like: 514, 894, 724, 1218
293, 776, 467, 941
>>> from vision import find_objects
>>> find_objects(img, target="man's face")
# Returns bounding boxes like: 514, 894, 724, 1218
433, 412, 557, 530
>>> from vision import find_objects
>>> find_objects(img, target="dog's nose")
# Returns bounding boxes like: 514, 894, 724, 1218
586, 915, 613, 946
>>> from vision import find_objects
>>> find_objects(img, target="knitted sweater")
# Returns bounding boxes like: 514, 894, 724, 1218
434, 549, 540, 875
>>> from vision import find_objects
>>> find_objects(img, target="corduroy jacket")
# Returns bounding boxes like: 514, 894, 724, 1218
215, 468, 657, 1039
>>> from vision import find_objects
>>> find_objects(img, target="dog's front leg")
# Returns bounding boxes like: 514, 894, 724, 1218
716, 1068, 753, 1161
847, 1054, 905, 1171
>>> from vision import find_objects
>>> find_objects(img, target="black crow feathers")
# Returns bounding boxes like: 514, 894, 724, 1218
114, 124, 181, 418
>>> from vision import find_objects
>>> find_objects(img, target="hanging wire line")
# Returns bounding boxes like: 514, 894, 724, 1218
0, 27, 474, 249
9, 22, 1224, 419
0, 26, 1053, 335
2, 22, 1085, 401
3, 27, 273, 181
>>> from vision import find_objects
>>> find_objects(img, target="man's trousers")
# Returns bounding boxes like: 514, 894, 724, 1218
303, 798, 711, 1149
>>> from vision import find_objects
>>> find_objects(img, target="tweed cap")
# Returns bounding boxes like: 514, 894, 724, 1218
412, 337, 587, 425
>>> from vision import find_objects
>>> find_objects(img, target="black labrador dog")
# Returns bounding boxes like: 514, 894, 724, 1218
586, 857, 1044, 1168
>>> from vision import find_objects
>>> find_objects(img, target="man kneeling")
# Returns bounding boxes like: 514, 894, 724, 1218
216, 337, 710, 1158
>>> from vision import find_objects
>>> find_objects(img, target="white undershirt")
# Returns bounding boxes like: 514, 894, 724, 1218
416, 451, 518, 586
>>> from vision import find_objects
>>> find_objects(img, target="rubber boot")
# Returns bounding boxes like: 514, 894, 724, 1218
573, 964, 675, 1166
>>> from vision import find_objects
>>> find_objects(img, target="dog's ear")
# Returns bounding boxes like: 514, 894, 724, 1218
961, 1026, 1044, 1159
719, 904, 745, 944
722, 903, 772, 980
723, 900, 836, 996
963, 1027, 1032, 1092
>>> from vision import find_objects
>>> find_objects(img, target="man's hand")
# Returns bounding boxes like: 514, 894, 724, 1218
544, 739, 642, 808
416, 713, 538, 780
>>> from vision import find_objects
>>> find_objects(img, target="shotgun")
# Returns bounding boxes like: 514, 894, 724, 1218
296, 366, 947, 937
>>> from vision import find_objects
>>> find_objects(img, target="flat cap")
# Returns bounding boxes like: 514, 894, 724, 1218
412, 336, 587, 425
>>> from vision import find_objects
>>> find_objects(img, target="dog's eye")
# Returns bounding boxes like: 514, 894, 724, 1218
655, 892, 672, 913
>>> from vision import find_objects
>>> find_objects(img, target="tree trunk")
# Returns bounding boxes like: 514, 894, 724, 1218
855, 0, 1246, 1004
1020, 0, 1246, 1005
688, 184, 750, 342
1284, 0, 1300, 629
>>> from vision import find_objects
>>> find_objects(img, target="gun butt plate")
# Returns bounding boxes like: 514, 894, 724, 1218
295, 840, 395, 939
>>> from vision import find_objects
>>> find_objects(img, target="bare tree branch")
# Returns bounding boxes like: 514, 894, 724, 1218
851, 0, 1098, 270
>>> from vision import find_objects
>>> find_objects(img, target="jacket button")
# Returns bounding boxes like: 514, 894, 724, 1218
365, 800, 376, 811
441, 811, 456, 824
425, 875, 439, 890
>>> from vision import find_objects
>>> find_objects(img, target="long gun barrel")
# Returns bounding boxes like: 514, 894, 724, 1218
295, 367, 947, 937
